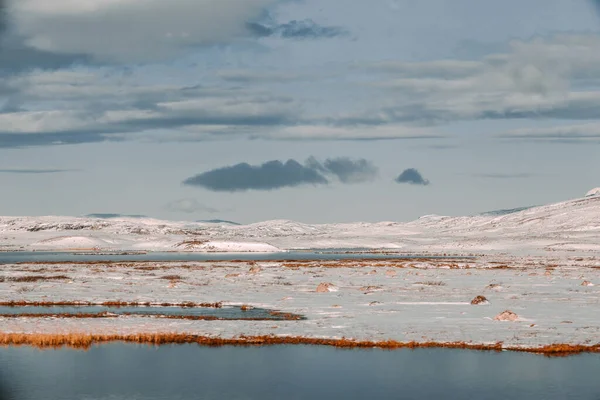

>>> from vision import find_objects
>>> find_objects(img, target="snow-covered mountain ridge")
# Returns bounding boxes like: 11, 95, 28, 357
0, 192, 598, 254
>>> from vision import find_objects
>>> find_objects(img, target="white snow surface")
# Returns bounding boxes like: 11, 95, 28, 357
1, 256, 599, 348
0, 192, 599, 254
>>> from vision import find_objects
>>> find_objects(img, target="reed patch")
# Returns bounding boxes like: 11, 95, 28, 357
0, 333, 598, 355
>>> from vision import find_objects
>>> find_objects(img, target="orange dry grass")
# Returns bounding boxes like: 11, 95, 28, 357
159, 275, 184, 280
2, 275, 71, 282
0, 333, 597, 355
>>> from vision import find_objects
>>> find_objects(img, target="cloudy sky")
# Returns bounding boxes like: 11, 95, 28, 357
0, 0, 599, 223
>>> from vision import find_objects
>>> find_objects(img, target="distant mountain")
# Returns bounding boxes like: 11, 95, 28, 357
478, 206, 535, 217
196, 219, 241, 225
1, 190, 598, 253
86, 213, 148, 219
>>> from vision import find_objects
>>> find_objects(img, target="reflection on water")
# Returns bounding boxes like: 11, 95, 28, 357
1, 344, 599, 400
0, 251, 467, 264
0, 305, 295, 320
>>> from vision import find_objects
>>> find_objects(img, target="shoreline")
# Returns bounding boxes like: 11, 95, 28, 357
1, 333, 599, 355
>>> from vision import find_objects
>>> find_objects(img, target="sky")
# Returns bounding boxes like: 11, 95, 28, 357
0, 0, 599, 224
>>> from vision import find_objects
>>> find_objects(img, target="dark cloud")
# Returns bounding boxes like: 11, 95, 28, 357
0, 2, 88, 75
0, 0, 6, 39
246, 22, 274, 37
0, 95, 293, 148
0, 41, 90, 75
395, 168, 430, 186
247, 19, 347, 39
592, 0, 600, 14
278, 20, 347, 39
183, 157, 378, 192
0, 168, 77, 174
183, 159, 329, 192
311, 157, 378, 183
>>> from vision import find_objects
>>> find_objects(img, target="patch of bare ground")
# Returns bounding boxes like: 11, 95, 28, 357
277, 258, 473, 269
15, 286, 35, 294
414, 281, 446, 286
13, 267, 71, 273
136, 265, 205, 271
486, 283, 503, 290
134, 266, 161, 271
470, 295, 489, 305
1, 275, 71, 282
489, 265, 511, 269
494, 310, 519, 321
173, 240, 209, 250
6, 258, 480, 273
159, 275, 184, 280
359, 286, 382, 292
0, 333, 598, 355
316, 283, 336, 293
248, 265, 262, 274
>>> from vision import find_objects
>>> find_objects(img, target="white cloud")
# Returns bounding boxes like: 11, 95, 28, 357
5, 33, 600, 145
164, 198, 218, 214
367, 59, 482, 78
0, 110, 93, 134
261, 124, 440, 140
0, 68, 297, 141
498, 122, 600, 141
10, 0, 276, 62
364, 34, 600, 123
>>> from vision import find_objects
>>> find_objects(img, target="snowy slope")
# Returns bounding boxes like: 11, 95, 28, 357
587, 188, 600, 197
0, 191, 599, 254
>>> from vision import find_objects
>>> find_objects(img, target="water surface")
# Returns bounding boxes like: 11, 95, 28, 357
1, 344, 598, 400
0, 251, 468, 264
0, 305, 293, 320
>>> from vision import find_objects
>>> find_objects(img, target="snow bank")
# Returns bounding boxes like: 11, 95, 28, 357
30, 236, 111, 249
586, 187, 600, 197
196, 241, 280, 253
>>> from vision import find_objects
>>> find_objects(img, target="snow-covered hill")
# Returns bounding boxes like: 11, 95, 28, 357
1, 191, 599, 254
587, 187, 600, 197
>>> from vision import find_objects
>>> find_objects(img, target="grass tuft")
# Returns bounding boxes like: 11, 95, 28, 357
4, 275, 71, 282
414, 281, 446, 286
